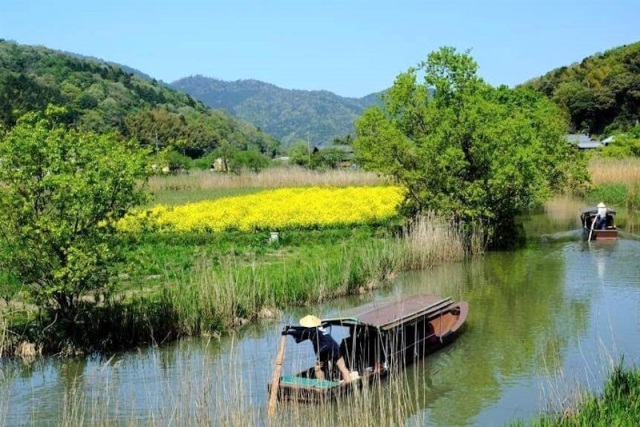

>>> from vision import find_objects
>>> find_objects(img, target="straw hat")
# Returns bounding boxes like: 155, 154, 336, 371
598, 202, 606, 208
299, 315, 322, 328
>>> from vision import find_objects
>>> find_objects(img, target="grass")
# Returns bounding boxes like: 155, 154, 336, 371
588, 157, 640, 186
1, 214, 484, 355
586, 157, 640, 212
148, 166, 387, 205
512, 363, 640, 426
8, 340, 438, 426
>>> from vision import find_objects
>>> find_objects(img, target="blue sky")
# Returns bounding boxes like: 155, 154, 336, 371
1, 0, 638, 98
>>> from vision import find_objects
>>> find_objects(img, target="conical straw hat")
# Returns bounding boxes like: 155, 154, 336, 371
299, 315, 322, 328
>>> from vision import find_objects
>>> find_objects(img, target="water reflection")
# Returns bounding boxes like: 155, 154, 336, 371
2, 212, 640, 426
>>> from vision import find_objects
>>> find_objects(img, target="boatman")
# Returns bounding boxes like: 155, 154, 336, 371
596, 202, 607, 230
286, 315, 352, 382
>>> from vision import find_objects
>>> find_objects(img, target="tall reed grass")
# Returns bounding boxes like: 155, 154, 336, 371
157, 214, 483, 338
588, 157, 640, 186
159, 238, 405, 335
148, 166, 386, 193
0, 313, 7, 358
587, 157, 640, 212
46, 342, 434, 426
401, 213, 486, 270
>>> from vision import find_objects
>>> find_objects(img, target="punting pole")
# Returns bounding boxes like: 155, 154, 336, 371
588, 216, 596, 242
267, 333, 287, 418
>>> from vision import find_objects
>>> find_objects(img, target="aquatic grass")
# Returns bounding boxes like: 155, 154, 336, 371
46, 338, 432, 426
157, 237, 406, 336
512, 364, 640, 427
543, 196, 586, 222
401, 213, 485, 270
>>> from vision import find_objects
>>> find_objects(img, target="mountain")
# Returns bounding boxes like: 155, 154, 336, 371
170, 76, 383, 146
522, 41, 640, 135
0, 40, 277, 158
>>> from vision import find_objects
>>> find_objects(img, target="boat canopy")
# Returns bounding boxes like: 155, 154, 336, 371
581, 206, 616, 216
323, 295, 453, 331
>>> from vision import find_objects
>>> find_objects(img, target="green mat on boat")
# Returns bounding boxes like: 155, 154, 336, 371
280, 376, 339, 389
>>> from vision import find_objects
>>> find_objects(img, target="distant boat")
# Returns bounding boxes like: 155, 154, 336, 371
267, 295, 468, 406
581, 206, 618, 241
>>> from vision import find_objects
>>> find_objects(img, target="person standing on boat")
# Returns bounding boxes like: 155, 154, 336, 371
596, 202, 608, 230
291, 315, 352, 382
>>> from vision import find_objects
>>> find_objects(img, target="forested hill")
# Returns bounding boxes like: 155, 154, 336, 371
0, 40, 277, 158
523, 41, 640, 136
171, 75, 383, 146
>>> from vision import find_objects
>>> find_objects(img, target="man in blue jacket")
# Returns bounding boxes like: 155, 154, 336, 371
288, 315, 352, 382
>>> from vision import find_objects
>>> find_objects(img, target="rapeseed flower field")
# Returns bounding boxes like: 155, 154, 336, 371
120, 186, 403, 233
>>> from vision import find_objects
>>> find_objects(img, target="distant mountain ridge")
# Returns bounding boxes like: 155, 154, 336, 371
171, 76, 383, 146
523, 41, 640, 135
0, 40, 276, 158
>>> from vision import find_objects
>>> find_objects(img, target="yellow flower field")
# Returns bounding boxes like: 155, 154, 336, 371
120, 186, 404, 233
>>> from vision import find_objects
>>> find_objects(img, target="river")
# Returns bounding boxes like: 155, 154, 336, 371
2, 209, 640, 426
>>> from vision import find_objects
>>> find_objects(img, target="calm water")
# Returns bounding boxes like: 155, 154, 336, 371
2, 212, 640, 426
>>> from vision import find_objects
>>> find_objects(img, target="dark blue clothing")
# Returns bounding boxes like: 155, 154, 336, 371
286, 326, 342, 362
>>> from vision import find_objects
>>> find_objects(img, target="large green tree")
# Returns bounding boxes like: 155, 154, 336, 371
0, 109, 150, 321
354, 47, 587, 246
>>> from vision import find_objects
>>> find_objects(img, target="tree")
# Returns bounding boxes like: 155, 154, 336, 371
354, 47, 587, 246
287, 140, 313, 167
229, 150, 271, 173
0, 109, 150, 321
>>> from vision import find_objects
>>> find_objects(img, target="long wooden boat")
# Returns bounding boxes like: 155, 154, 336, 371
267, 295, 468, 405
581, 206, 618, 241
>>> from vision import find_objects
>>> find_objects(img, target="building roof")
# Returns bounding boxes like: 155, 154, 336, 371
566, 134, 603, 149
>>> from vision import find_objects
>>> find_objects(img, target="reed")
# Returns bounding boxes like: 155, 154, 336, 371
401, 213, 485, 270
158, 237, 406, 335
0, 312, 6, 358
148, 167, 386, 193
49, 341, 433, 426
588, 157, 640, 186
512, 364, 640, 426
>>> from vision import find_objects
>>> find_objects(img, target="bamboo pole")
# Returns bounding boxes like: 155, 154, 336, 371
588, 216, 597, 242
267, 334, 287, 418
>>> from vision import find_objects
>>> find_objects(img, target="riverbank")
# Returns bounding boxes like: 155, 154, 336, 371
1, 212, 482, 356
513, 364, 640, 426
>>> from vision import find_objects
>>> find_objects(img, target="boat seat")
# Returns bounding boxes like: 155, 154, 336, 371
280, 376, 339, 389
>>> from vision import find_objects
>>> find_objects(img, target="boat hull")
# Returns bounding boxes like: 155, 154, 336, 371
583, 228, 618, 240
269, 298, 468, 404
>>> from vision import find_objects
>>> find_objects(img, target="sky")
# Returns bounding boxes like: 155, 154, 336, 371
1, 0, 639, 98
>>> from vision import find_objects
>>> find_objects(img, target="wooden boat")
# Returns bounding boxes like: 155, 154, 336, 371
267, 295, 468, 406
581, 206, 618, 241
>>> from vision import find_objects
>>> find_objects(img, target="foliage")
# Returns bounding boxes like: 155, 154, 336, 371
229, 149, 271, 173
163, 150, 192, 171
0, 40, 277, 159
287, 140, 314, 166
191, 151, 220, 170
354, 47, 588, 246
521, 364, 640, 426
171, 76, 383, 146
118, 186, 403, 233
312, 146, 347, 169
523, 41, 640, 135
0, 110, 150, 321
600, 125, 640, 158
